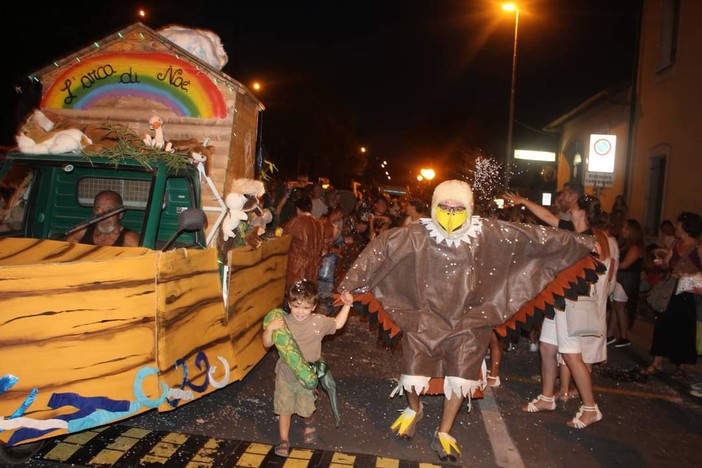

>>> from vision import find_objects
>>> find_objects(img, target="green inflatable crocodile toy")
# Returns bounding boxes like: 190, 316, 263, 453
263, 308, 318, 390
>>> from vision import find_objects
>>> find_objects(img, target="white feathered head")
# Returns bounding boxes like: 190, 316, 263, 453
431, 179, 474, 240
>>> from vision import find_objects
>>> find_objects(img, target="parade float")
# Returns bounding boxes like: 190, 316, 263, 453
0, 22, 290, 463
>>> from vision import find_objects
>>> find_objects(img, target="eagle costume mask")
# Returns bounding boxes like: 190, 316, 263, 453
430, 179, 473, 241
340, 180, 597, 399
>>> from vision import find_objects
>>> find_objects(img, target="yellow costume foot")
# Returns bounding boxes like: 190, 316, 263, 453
390, 403, 424, 439
430, 429, 461, 461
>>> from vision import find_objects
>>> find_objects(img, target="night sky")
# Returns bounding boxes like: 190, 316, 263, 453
1, 0, 640, 186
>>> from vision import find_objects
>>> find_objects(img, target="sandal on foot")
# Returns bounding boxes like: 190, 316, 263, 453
487, 375, 501, 388
640, 365, 662, 376
567, 404, 602, 429
303, 419, 318, 443
274, 440, 290, 457
430, 429, 461, 462
523, 394, 556, 412
390, 403, 424, 439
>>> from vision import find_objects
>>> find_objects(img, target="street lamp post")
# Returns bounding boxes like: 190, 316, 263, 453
503, 3, 519, 189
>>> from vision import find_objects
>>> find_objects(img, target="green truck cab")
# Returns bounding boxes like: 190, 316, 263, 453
1, 152, 203, 248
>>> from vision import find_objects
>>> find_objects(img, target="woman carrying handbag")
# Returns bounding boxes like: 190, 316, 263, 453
505, 191, 606, 429
641, 211, 702, 376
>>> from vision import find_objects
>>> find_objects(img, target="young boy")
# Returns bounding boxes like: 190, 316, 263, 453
262, 279, 353, 457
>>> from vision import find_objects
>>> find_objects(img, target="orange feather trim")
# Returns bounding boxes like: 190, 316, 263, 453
333, 291, 402, 339
495, 254, 604, 340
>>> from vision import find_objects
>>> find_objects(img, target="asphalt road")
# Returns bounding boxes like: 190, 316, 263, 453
3, 311, 702, 467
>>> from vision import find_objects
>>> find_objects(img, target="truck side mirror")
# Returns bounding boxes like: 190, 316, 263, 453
178, 208, 207, 231
161, 208, 207, 251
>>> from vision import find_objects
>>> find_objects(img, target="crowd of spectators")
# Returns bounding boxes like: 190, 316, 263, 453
259, 176, 701, 382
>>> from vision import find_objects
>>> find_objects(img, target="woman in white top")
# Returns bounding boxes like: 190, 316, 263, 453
505, 192, 605, 429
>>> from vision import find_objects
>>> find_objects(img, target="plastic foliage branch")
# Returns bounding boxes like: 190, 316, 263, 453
260, 159, 278, 182
82, 124, 190, 171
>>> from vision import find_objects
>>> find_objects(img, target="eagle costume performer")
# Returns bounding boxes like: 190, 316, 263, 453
339, 180, 599, 461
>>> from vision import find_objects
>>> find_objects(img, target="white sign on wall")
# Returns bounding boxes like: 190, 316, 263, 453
584, 171, 614, 187
585, 134, 616, 187
587, 134, 616, 173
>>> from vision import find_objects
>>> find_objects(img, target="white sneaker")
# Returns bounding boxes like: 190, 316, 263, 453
529, 342, 538, 352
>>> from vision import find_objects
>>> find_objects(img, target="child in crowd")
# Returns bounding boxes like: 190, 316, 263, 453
262, 280, 353, 457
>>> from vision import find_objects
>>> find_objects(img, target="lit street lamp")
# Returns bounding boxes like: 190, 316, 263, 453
420, 168, 435, 181
503, 3, 519, 188
417, 168, 436, 198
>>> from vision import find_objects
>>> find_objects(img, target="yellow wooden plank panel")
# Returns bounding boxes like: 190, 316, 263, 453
0, 238, 151, 266
0, 253, 159, 438
0, 237, 289, 446
0, 254, 156, 338
155, 248, 235, 392
1, 325, 158, 418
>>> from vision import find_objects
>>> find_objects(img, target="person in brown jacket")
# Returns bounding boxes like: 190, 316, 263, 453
283, 195, 333, 288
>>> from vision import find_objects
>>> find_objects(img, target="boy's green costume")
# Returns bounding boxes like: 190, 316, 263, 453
263, 308, 341, 426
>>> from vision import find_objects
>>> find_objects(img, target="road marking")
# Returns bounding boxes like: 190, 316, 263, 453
479, 387, 526, 468
32, 426, 445, 467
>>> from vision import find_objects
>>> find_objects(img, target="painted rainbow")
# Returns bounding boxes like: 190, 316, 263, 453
41, 52, 227, 119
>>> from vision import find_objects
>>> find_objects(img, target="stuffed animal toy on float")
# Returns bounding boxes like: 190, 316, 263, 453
16, 110, 93, 155
143, 115, 167, 150
219, 178, 272, 251
15, 109, 178, 157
